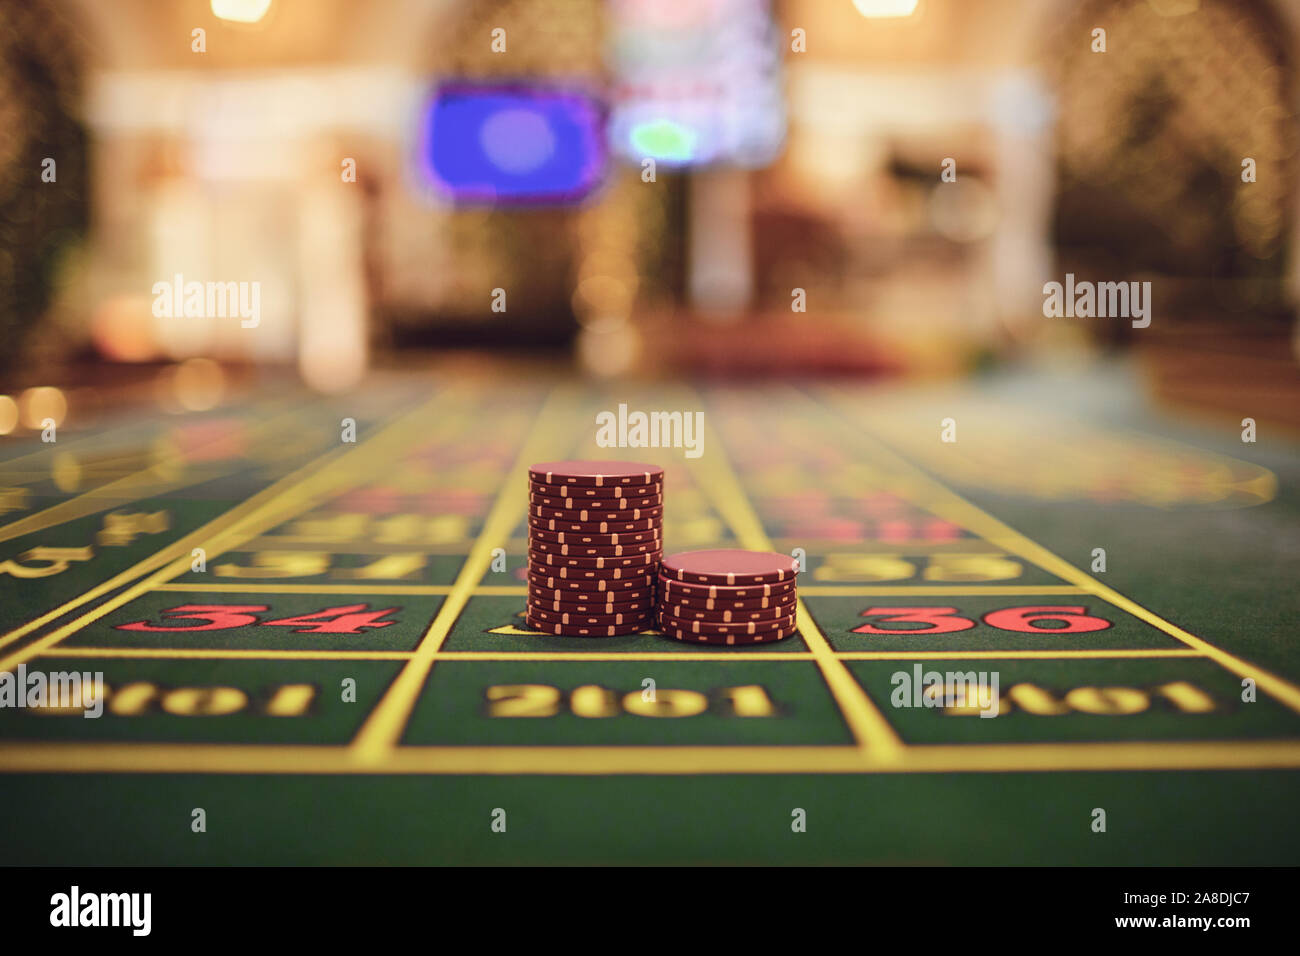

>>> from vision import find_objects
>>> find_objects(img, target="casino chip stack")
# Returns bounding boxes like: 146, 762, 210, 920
526, 460, 664, 636
657, 549, 800, 645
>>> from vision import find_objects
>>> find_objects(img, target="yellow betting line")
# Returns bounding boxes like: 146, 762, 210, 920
686, 391, 906, 762
349, 385, 575, 762
33, 646, 1201, 664
150, 583, 527, 595
41, 646, 415, 661
836, 648, 1204, 661
0, 384, 472, 674
436, 650, 815, 661
152, 582, 457, 595
814, 385, 1300, 716
799, 585, 1086, 596
3, 738, 1300, 775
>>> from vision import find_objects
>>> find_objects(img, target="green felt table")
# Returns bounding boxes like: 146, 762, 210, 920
1, 365, 1297, 864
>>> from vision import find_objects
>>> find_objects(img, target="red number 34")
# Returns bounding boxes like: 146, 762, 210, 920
851, 605, 1112, 634
117, 603, 400, 635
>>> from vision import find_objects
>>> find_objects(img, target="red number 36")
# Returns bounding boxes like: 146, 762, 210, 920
852, 605, 1111, 635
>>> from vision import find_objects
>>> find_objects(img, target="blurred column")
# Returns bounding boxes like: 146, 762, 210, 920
297, 180, 367, 393
989, 73, 1056, 332
150, 178, 215, 357
688, 168, 753, 321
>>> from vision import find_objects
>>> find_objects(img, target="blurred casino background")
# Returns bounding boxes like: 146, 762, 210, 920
1, 0, 1299, 433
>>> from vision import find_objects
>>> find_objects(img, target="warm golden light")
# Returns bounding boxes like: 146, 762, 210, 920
852, 0, 919, 17
91, 296, 160, 363
19, 387, 68, 430
577, 319, 641, 378
51, 452, 81, 492
173, 358, 226, 412
210, 0, 272, 24
0, 396, 17, 435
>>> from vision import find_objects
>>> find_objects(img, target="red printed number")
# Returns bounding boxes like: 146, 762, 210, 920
116, 603, 400, 635
117, 604, 269, 632
981, 605, 1112, 633
261, 604, 399, 634
852, 607, 976, 634
853, 604, 1113, 636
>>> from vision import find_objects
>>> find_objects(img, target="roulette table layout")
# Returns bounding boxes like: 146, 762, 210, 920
0, 364, 1296, 865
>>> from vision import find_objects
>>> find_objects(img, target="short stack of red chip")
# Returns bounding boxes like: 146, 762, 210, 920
657, 549, 800, 645
526, 460, 664, 636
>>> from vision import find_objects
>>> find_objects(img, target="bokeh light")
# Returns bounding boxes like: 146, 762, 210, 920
19, 387, 68, 430
929, 179, 999, 243
0, 396, 18, 435
852, 0, 920, 17
173, 358, 226, 412
577, 317, 641, 378
479, 109, 556, 175
210, 0, 273, 24
51, 452, 81, 492
91, 296, 160, 363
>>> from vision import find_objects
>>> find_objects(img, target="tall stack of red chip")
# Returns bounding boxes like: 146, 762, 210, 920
657, 549, 800, 645
526, 460, 664, 636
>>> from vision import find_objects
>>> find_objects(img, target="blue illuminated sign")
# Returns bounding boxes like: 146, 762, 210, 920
418, 85, 606, 204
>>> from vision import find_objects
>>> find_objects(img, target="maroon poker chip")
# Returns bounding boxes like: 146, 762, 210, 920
529, 526, 661, 547
528, 514, 661, 534
524, 614, 654, 637
529, 493, 663, 511
656, 574, 795, 601
528, 461, 663, 487
528, 596, 653, 615
528, 548, 660, 570
657, 612, 796, 636
528, 607, 655, 627
530, 504, 663, 522
527, 538, 661, 557
528, 569, 656, 588
661, 549, 798, 586
664, 590, 795, 611
528, 585, 654, 603
530, 481, 663, 500
659, 622, 798, 646
663, 603, 794, 623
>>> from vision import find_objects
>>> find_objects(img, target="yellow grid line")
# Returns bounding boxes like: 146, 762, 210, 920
349, 386, 574, 762
835, 649, 1205, 661
39, 647, 417, 661
35, 646, 1203, 662
152, 582, 457, 595
687, 392, 906, 762
797, 585, 1086, 596
2, 739, 1299, 775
